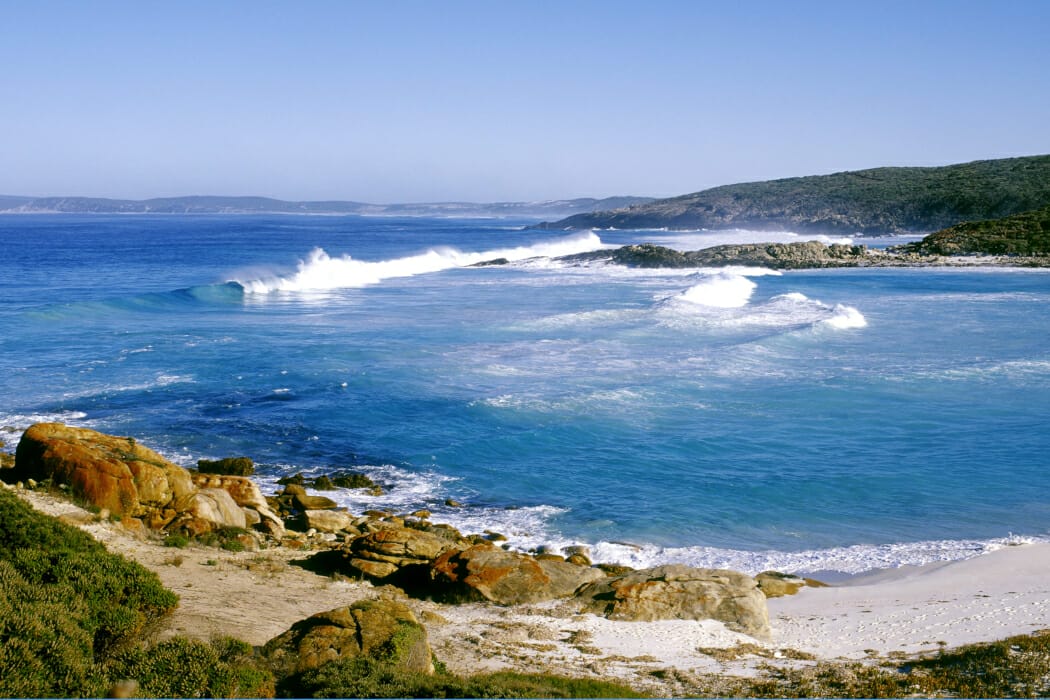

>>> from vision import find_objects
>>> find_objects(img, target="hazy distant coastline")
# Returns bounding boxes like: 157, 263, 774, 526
0, 194, 653, 219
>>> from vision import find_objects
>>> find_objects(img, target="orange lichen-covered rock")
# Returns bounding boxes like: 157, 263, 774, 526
12, 422, 189, 516
429, 545, 603, 605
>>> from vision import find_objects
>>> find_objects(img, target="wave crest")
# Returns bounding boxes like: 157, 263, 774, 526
237, 232, 606, 293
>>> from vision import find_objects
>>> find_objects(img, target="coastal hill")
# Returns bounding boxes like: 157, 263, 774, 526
0, 194, 653, 219
534, 155, 1050, 235
543, 207, 1050, 270
900, 203, 1050, 256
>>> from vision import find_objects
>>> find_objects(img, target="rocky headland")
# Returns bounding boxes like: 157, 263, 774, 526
534, 154, 1050, 235
548, 234, 1050, 271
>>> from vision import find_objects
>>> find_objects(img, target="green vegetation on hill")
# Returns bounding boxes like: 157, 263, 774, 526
904, 204, 1050, 255
540, 155, 1050, 235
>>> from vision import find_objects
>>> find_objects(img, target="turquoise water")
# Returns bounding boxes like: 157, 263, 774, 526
3, 214, 1049, 574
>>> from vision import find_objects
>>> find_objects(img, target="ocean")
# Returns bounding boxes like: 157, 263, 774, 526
3, 214, 1049, 576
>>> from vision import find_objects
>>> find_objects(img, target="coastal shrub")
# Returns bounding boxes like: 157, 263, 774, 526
0, 488, 178, 656
706, 631, 1050, 698
0, 487, 180, 697
286, 657, 646, 698
0, 560, 107, 698
107, 636, 275, 698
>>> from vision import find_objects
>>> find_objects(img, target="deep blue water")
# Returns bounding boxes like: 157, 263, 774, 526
3, 214, 1049, 574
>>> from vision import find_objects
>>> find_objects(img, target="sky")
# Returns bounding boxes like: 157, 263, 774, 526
2, 0, 1049, 203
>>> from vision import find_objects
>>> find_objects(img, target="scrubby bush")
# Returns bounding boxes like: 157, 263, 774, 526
0, 488, 178, 657
286, 657, 646, 698
107, 636, 274, 698
0, 560, 107, 697
703, 630, 1050, 698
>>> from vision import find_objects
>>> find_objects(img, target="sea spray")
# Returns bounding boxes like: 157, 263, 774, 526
677, 273, 757, 308
237, 231, 608, 293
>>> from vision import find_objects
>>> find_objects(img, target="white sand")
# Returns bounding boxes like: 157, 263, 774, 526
11, 484, 1050, 695
770, 542, 1050, 659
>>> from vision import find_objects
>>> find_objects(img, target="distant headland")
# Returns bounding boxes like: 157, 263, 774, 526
533, 154, 1050, 236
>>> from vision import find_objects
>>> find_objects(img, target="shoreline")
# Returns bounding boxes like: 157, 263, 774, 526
10, 482, 1050, 696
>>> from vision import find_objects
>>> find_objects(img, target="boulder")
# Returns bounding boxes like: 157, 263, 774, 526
191, 473, 284, 536
262, 600, 433, 677
343, 527, 469, 582
755, 571, 827, 597
12, 423, 192, 516
294, 493, 339, 511
177, 488, 247, 530
196, 456, 254, 476
303, 509, 355, 533
576, 564, 770, 638
430, 545, 604, 605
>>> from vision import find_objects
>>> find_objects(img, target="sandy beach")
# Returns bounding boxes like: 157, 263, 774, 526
12, 484, 1050, 696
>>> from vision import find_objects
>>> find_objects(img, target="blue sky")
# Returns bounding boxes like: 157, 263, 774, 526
2, 0, 1048, 202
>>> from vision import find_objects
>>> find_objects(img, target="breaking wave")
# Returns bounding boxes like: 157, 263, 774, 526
658, 276, 867, 332
236, 231, 608, 293
675, 273, 757, 308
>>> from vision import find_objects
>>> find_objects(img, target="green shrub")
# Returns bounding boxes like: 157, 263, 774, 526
0, 489, 178, 656
703, 631, 1050, 698
0, 560, 107, 698
287, 657, 647, 698
163, 533, 191, 548
107, 636, 274, 699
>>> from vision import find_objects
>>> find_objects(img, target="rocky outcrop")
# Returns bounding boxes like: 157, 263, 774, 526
558, 242, 875, 270
429, 545, 605, 605
191, 473, 284, 536
174, 488, 247, 533
196, 456, 254, 476
576, 564, 770, 638
262, 600, 433, 677
10, 423, 273, 536
11, 423, 194, 517
302, 509, 355, 533
278, 470, 384, 496
341, 527, 470, 582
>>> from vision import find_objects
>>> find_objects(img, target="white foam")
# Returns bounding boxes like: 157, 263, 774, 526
238, 231, 608, 293
939, 359, 1050, 382
659, 284, 867, 333
57, 374, 196, 401
473, 388, 651, 415
583, 534, 1046, 576
823, 304, 868, 329
676, 273, 756, 308
0, 410, 89, 432
642, 228, 855, 252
